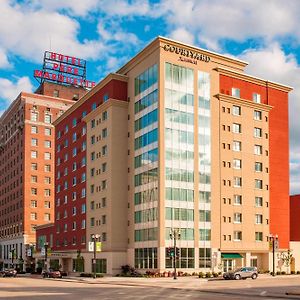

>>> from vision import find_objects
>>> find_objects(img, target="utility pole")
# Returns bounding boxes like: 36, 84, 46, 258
91, 234, 100, 279
269, 234, 278, 276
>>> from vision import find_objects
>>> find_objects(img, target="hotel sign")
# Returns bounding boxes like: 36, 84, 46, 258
34, 51, 96, 89
163, 44, 210, 65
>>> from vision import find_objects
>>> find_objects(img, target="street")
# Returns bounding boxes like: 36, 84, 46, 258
1, 275, 300, 299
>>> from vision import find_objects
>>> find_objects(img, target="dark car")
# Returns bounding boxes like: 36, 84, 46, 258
42, 269, 62, 278
223, 267, 258, 280
0, 269, 17, 277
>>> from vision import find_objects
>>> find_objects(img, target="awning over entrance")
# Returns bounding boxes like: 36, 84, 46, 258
221, 253, 243, 259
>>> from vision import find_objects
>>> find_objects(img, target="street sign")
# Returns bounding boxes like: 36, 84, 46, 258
89, 241, 102, 252
269, 241, 273, 251
88, 242, 94, 252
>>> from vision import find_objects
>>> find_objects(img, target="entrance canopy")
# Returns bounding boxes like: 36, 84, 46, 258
221, 253, 243, 259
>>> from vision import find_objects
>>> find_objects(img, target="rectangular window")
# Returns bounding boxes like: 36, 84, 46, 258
31, 151, 37, 158
44, 140, 51, 148
255, 232, 263, 241
102, 163, 107, 172
31, 163, 38, 170
232, 123, 241, 133
254, 127, 262, 138
255, 197, 263, 207
233, 159, 242, 169
234, 177, 242, 187
234, 231, 242, 241
30, 213, 37, 220
44, 189, 51, 196
234, 194, 242, 205
102, 128, 108, 138
102, 111, 108, 120
254, 145, 262, 155
253, 93, 261, 103
255, 214, 263, 224
31, 126, 38, 134
234, 213, 242, 223
232, 105, 241, 116
199, 229, 211, 241
232, 88, 240, 98
233, 141, 241, 151
31, 112, 38, 122
44, 114, 52, 124
45, 128, 51, 135
31, 175, 37, 183
45, 165, 51, 172
31, 200, 37, 208
254, 110, 262, 120
44, 152, 51, 160
255, 162, 263, 172
44, 201, 50, 208
255, 179, 263, 189
102, 145, 107, 156
44, 213, 50, 221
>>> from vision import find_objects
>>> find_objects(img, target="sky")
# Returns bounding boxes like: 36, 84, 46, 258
0, 0, 299, 194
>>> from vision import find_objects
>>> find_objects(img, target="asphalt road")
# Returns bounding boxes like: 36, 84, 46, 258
1, 275, 300, 299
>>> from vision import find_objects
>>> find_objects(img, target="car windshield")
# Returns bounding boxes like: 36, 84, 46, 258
234, 268, 243, 272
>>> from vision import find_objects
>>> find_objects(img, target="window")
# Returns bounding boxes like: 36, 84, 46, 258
31, 175, 37, 183
81, 203, 86, 213
232, 88, 240, 98
53, 89, 59, 97
102, 198, 106, 207
44, 114, 52, 124
102, 145, 107, 156
72, 177, 77, 186
31, 151, 37, 158
102, 111, 108, 120
44, 189, 51, 196
81, 220, 86, 229
253, 93, 261, 103
31, 163, 38, 170
72, 118, 77, 127
45, 165, 51, 172
234, 231, 242, 241
44, 140, 51, 148
90, 218, 95, 227
102, 180, 107, 190
91, 135, 95, 144
254, 127, 262, 138
81, 173, 86, 182
103, 93, 109, 102
255, 232, 263, 241
102, 128, 108, 138
234, 213, 242, 223
44, 152, 51, 160
72, 148, 77, 157
81, 188, 86, 198
254, 145, 262, 155
72, 132, 77, 142
31, 126, 38, 134
233, 141, 241, 151
82, 126, 86, 136
45, 128, 51, 135
82, 111, 87, 118
234, 177, 242, 187
72, 162, 77, 171
45, 177, 51, 184
81, 157, 86, 167
92, 103, 97, 110
31, 200, 37, 208
31, 112, 38, 122
102, 163, 107, 172
233, 159, 242, 169
254, 110, 262, 120
30, 213, 37, 220
72, 192, 77, 200
102, 215, 106, 224
199, 229, 211, 241
72, 221, 77, 230
81, 141, 86, 151
255, 162, 263, 172
72, 207, 77, 216
234, 195, 242, 205
65, 125, 69, 133
232, 123, 241, 133
255, 179, 263, 189
44, 201, 50, 208
255, 214, 263, 224
91, 119, 95, 128
255, 197, 263, 207
232, 105, 241, 116
44, 213, 50, 221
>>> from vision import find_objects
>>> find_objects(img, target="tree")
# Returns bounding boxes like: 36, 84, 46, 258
278, 250, 293, 273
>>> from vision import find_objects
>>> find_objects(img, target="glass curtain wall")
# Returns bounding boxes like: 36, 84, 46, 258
165, 62, 195, 268
198, 71, 212, 269
134, 64, 159, 269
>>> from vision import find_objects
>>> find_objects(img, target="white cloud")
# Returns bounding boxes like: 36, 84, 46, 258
0, 76, 33, 103
158, 0, 300, 50
240, 44, 300, 194
169, 28, 195, 46
0, 47, 11, 69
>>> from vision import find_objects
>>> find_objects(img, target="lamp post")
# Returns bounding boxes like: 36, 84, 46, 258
91, 234, 100, 279
11, 248, 15, 268
169, 229, 181, 280
44, 242, 49, 272
269, 234, 278, 276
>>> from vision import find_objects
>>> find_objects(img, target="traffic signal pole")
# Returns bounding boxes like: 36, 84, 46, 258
173, 235, 177, 280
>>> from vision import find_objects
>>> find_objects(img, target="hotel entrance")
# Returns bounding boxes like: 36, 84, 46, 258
221, 253, 243, 272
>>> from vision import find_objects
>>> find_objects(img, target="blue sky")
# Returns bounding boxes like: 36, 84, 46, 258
0, 0, 299, 194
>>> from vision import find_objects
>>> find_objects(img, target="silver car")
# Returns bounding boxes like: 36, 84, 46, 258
223, 267, 258, 280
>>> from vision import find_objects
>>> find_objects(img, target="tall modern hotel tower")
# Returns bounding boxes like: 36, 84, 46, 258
36, 37, 292, 275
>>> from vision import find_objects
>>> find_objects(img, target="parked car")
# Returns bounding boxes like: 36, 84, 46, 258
0, 269, 17, 277
223, 267, 258, 280
42, 269, 62, 278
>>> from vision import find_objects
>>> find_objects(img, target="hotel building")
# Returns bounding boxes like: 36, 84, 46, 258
0, 82, 86, 270
36, 37, 292, 275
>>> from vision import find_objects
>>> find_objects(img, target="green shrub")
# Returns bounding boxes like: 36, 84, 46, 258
212, 272, 219, 278
205, 272, 212, 278
198, 272, 204, 278
281, 271, 286, 275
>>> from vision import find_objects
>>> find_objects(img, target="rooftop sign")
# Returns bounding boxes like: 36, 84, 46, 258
34, 51, 96, 89
163, 44, 210, 64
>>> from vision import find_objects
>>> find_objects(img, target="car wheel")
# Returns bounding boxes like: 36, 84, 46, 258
235, 274, 241, 280
251, 274, 257, 280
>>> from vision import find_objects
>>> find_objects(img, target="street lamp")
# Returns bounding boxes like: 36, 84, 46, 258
169, 228, 181, 280
10, 248, 15, 268
91, 234, 100, 279
44, 242, 49, 272
269, 234, 278, 276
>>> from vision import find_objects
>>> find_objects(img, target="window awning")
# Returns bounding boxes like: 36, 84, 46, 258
221, 253, 243, 259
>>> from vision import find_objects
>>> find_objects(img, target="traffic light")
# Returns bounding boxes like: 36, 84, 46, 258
170, 247, 175, 257
166, 247, 171, 257
176, 247, 180, 257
